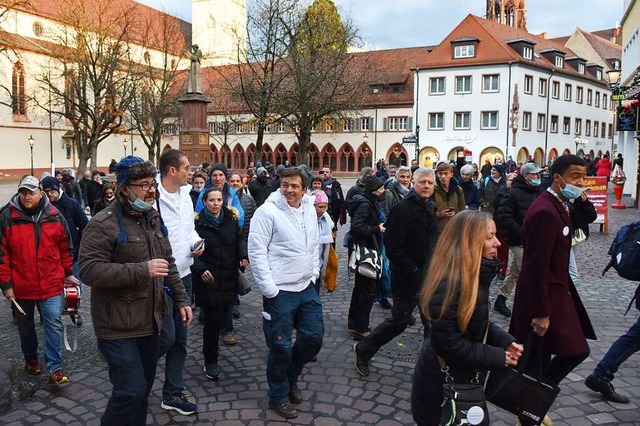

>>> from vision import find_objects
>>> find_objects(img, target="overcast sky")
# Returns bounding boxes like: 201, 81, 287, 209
138, 0, 624, 50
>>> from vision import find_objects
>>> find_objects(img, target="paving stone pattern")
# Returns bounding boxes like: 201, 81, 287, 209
1, 180, 640, 425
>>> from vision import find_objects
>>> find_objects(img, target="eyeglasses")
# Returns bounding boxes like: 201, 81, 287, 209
127, 181, 158, 191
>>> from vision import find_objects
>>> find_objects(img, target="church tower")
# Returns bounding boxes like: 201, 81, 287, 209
486, 0, 527, 31
192, 0, 247, 67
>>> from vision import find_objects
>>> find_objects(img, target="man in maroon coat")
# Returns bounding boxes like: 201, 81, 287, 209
510, 155, 596, 387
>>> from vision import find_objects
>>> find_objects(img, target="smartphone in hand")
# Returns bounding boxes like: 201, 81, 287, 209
192, 239, 205, 252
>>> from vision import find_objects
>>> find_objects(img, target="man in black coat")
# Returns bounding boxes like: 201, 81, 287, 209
61, 169, 84, 207
248, 167, 272, 207
354, 168, 438, 377
321, 166, 345, 231
493, 162, 542, 316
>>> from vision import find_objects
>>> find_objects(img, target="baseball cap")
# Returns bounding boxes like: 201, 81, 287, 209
520, 163, 544, 175
18, 176, 40, 191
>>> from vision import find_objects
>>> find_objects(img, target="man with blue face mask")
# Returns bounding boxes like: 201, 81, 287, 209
509, 155, 596, 423
493, 163, 543, 317
79, 156, 193, 425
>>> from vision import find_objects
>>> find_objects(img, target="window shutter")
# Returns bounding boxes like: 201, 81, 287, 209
382, 117, 388, 131
407, 117, 413, 131
369, 117, 374, 130
351, 118, 357, 131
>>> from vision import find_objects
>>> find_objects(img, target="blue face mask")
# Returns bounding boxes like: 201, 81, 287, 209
127, 191, 153, 212
529, 179, 541, 187
559, 176, 583, 200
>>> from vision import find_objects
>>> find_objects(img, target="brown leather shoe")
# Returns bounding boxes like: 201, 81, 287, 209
220, 333, 237, 346
269, 401, 298, 419
289, 385, 304, 404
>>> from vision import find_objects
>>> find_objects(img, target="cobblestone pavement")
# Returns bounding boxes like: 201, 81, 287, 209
1, 181, 640, 425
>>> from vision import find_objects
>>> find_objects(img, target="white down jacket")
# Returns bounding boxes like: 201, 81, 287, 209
248, 190, 319, 298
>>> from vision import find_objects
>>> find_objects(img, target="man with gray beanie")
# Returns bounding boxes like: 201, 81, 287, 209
79, 156, 193, 425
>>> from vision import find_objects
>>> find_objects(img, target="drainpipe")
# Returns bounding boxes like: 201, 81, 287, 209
543, 69, 555, 164
505, 63, 512, 158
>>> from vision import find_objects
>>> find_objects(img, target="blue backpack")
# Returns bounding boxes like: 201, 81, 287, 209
602, 220, 640, 314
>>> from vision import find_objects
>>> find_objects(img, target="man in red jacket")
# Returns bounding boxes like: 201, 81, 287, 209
0, 176, 77, 384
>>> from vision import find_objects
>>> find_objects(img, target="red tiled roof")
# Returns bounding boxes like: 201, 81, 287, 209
577, 28, 622, 62
416, 14, 609, 86
198, 45, 432, 115
1, 0, 190, 56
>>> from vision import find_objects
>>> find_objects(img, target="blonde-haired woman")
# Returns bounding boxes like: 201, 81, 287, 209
411, 210, 523, 426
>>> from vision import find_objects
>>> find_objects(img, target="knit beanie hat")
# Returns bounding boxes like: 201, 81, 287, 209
313, 190, 328, 205
41, 176, 60, 192
276, 164, 286, 174
116, 156, 146, 186
492, 164, 505, 175
210, 163, 228, 177
363, 175, 384, 193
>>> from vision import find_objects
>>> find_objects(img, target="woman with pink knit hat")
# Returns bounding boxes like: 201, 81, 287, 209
311, 190, 335, 293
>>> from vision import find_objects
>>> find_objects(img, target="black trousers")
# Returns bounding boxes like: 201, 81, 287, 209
202, 305, 229, 365
348, 274, 377, 333
357, 293, 427, 362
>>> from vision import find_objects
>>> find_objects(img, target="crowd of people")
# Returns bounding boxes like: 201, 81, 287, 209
0, 149, 634, 425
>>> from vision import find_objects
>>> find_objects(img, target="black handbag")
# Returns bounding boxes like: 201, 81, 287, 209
438, 360, 489, 426
485, 333, 560, 424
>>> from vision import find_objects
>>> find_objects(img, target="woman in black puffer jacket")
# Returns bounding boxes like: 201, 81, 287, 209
347, 175, 386, 340
412, 211, 523, 426
192, 188, 248, 380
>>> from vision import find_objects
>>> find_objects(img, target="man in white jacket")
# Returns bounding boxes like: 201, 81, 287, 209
156, 149, 203, 416
248, 167, 323, 420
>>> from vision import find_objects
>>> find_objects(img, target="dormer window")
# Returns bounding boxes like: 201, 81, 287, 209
611, 59, 620, 70
523, 46, 533, 60
454, 45, 475, 58
451, 37, 478, 59
596, 69, 602, 80
578, 63, 585, 74
555, 56, 564, 68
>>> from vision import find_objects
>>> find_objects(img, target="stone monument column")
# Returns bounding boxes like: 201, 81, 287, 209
179, 44, 211, 166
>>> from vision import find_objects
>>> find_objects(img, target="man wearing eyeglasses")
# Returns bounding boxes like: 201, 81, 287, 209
320, 166, 345, 230
79, 156, 193, 426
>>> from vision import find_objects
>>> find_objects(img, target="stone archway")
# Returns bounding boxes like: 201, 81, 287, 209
338, 143, 356, 172
387, 143, 408, 167
548, 148, 558, 163
480, 146, 505, 165
563, 148, 572, 156
419, 147, 440, 169
321, 143, 338, 171
356, 143, 372, 170
516, 147, 529, 164
533, 148, 544, 165
447, 146, 465, 162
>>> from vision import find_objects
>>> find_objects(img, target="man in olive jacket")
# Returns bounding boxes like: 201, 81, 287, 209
79, 156, 192, 426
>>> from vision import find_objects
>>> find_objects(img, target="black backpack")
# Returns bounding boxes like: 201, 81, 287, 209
603, 220, 640, 314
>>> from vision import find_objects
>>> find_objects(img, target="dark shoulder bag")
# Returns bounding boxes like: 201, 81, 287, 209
437, 325, 490, 426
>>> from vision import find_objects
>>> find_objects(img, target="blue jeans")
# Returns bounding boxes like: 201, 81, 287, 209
13, 294, 64, 373
262, 283, 324, 404
158, 274, 192, 399
593, 315, 640, 382
98, 335, 160, 426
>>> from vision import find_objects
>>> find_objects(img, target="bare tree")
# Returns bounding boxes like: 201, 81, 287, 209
32, 0, 139, 172
230, 0, 296, 161
127, 12, 187, 165
273, 0, 369, 165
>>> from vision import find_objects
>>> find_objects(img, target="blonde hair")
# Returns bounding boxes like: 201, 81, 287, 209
420, 210, 493, 332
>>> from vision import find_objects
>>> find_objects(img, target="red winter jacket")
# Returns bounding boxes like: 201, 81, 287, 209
0, 195, 74, 300
596, 157, 612, 178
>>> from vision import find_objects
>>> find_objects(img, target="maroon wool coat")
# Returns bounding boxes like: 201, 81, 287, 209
509, 191, 596, 356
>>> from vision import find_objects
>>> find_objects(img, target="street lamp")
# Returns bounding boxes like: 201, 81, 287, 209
574, 134, 587, 155
606, 69, 622, 87
28, 135, 34, 176
122, 139, 128, 157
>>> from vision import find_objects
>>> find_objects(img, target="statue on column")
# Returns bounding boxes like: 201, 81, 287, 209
186, 44, 203, 94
